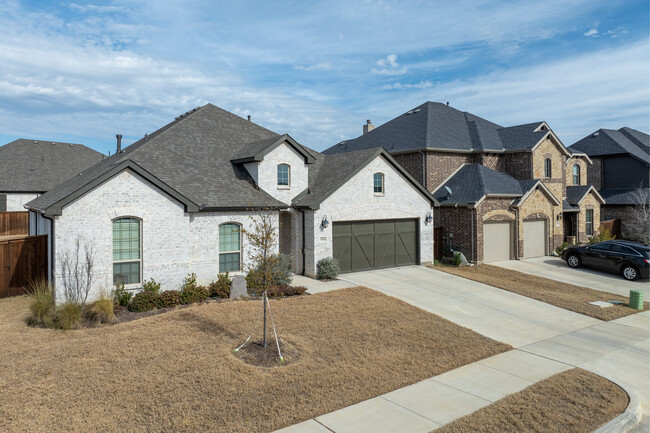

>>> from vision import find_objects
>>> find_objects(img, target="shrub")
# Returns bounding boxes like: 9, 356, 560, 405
317, 257, 340, 280
159, 290, 183, 308
88, 291, 116, 324
555, 242, 570, 255
54, 301, 82, 330
451, 251, 462, 266
181, 285, 209, 305
589, 228, 616, 244
246, 253, 293, 292
113, 282, 132, 307
141, 278, 161, 294
27, 279, 55, 327
181, 273, 198, 291
129, 291, 161, 312
209, 273, 231, 298
267, 285, 307, 297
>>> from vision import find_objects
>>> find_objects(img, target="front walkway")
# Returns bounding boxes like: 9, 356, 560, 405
277, 266, 649, 433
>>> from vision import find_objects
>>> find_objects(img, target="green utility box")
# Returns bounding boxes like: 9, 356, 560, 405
629, 290, 644, 310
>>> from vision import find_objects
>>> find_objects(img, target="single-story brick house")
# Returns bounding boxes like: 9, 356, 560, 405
324, 102, 601, 262
26, 104, 437, 299
0, 138, 104, 212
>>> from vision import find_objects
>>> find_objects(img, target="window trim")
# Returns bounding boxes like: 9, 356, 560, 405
572, 164, 580, 185
373, 172, 385, 195
219, 222, 243, 273
112, 216, 142, 287
277, 163, 291, 188
544, 158, 552, 178
585, 209, 594, 236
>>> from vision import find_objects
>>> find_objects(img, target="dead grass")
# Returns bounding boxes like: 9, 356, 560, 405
0, 287, 509, 433
434, 368, 629, 433
432, 264, 649, 321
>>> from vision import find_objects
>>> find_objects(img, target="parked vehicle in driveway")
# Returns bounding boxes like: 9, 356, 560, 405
561, 240, 650, 281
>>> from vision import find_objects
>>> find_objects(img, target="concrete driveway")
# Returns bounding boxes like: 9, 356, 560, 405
491, 256, 650, 299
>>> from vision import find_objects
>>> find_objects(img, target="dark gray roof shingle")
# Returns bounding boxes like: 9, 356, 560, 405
599, 188, 650, 205
0, 139, 104, 192
565, 185, 593, 206
568, 127, 649, 165
432, 164, 525, 205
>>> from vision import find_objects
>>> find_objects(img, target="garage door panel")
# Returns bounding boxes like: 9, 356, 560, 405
352, 229, 374, 272
483, 222, 511, 263
333, 230, 352, 273
523, 220, 546, 258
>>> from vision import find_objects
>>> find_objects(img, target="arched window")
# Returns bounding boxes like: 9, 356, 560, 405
374, 172, 384, 194
113, 217, 141, 285
277, 164, 290, 186
544, 158, 552, 178
219, 223, 242, 272
572, 164, 580, 185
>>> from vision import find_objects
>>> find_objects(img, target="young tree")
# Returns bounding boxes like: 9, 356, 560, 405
58, 235, 96, 305
623, 185, 650, 244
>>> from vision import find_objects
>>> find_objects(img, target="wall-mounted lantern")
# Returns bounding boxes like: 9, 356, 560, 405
321, 215, 329, 228
425, 211, 433, 224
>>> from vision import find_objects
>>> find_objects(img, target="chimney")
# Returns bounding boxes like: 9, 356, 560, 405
363, 119, 375, 134
446, 101, 449, 106
247, 115, 251, 122
116, 134, 122, 153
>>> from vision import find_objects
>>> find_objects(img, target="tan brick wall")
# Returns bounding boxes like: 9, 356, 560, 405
577, 193, 601, 243
533, 138, 564, 200
477, 153, 505, 172
517, 187, 556, 255
566, 157, 588, 187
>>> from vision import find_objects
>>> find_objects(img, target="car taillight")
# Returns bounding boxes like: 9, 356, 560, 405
645, 259, 650, 264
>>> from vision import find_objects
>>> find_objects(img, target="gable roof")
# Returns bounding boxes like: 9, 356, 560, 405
324, 102, 568, 156
0, 138, 104, 192
231, 133, 317, 164
598, 188, 649, 206
568, 127, 649, 165
27, 104, 290, 215
566, 185, 605, 206
292, 148, 438, 209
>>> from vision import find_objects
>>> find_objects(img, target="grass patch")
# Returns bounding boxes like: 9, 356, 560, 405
0, 287, 509, 433
434, 368, 628, 433
432, 264, 648, 321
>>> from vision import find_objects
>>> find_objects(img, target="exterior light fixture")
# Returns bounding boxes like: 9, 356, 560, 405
557, 213, 562, 221
425, 211, 433, 224
321, 215, 329, 228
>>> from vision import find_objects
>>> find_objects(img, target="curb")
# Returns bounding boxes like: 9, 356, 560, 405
593, 388, 642, 433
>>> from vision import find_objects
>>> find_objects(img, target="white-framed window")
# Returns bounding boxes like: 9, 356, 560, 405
219, 222, 242, 272
572, 164, 580, 185
374, 172, 384, 194
544, 158, 552, 178
277, 164, 290, 186
113, 217, 142, 285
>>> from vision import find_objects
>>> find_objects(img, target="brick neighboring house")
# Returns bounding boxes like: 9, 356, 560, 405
568, 127, 650, 239
324, 101, 603, 262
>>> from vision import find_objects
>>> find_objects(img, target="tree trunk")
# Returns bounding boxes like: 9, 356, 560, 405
263, 291, 267, 347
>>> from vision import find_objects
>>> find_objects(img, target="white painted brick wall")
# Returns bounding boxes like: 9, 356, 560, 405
54, 169, 278, 301
243, 142, 308, 205
5, 193, 39, 211
303, 155, 434, 277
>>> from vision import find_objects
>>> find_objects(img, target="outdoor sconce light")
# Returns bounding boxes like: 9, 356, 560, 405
557, 213, 563, 221
425, 211, 433, 224
321, 215, 329, 228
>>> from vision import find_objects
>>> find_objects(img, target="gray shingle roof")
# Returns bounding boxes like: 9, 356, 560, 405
324, 102, 554, 155
231, 133, 317, 164
562, 200, 580, 212
599, 188, 650, 205
565, 185, 601, 206
568, 127, 649, 165
0, 138, 104, 192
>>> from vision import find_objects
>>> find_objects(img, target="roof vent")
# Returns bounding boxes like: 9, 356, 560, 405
69, 144, 74, 147
33, 140, 38, 144
445, 185, 452, 199
592, 132, 599, 137
446, 101, 449, 106
51, 142, 56, 145
247, 115, 251, 122
363, 119, 374, 134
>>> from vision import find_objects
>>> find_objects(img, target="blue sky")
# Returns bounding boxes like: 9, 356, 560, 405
0, 0, 648, 154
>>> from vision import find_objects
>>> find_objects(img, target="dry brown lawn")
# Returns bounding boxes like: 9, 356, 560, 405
434, 368, 628, 433
0, 287, 510, 433
432, 264, 649, 321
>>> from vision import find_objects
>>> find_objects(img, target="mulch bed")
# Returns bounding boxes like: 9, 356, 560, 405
432, 264, 649, 321
434, 368, 629, 433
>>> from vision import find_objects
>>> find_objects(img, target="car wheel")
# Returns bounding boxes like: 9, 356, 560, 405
621, 265, 639, 281
567, 254, 581, 268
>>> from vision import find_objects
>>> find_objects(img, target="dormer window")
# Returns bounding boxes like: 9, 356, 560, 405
374, 173, 384, 194
544, 158, 552, 178
572, 164, 580, 185
277, 164, 290, 187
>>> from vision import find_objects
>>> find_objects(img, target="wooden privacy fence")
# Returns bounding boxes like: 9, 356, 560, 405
600, 219, 621, 239
0, 211, 29, 237
0, 235, 47, 298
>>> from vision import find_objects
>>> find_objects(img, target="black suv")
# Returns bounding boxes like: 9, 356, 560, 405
561, 240, 650, 280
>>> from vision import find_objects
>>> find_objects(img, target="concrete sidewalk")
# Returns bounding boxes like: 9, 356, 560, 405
276, 266, 649, 433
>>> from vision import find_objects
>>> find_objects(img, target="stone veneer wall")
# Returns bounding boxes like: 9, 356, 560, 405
477, 197, 516, 262
518, 187, 556, 255
577, 193, 601, 243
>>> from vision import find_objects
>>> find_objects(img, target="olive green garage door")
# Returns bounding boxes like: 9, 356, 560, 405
333, 219, 419, 273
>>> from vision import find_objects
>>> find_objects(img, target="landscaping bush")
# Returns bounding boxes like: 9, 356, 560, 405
588, 228, 616, 244
88, 291, 116, 324
113, 283, 132, 307
246, 253, 293, 291
129, 291, 161, 312
267, 285, 307, 297
181, 273, 198, 291
451, 251, 462, 266
27, 279, 55, 328
159, 290, 183, 308
54, 301, 83, 330
317, 257, 340, 280
181, 285, 209, 305
555, 242, 570, 255
141, 278, 161, 294
208, 273, 231, 298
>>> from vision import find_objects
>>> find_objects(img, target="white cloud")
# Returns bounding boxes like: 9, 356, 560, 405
382, 81, 433, 90
67, 3, 127, 13
376, 54, 398, 67
294, 62, 333, 71
372, 54, 407, 75
584, 28, 598, 36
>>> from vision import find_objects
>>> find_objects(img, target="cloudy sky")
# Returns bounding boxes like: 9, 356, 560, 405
0, 0, 648, 154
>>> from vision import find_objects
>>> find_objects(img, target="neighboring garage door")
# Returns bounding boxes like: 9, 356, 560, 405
333, 219, 418, 273
483, 222, 511, 263
523, 220, 546, 258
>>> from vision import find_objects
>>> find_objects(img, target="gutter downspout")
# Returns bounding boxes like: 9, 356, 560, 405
298, 209, 306, 276
512, 206, 519, 259
470, 206, 475, 264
